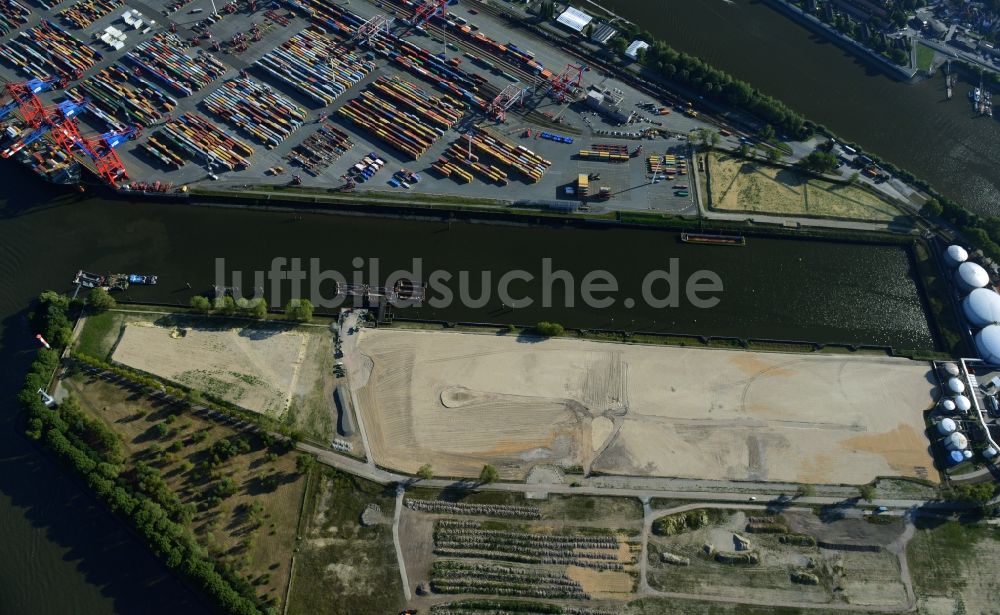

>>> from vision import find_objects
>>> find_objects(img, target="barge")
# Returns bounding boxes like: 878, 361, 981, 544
680, 232, 746, 246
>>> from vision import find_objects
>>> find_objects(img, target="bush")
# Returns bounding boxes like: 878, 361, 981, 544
479, 464, 500, 484
534, 321, 564, 337
190, 296, 211, 313
88, 287, 116, 311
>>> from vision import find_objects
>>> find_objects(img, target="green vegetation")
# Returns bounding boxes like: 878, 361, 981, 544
858, 483, 876, 502
534, 321, 564, 337
479, 464, 500, 483
20, 292, 269, 615
951, 482, 998, 505
286, 468, 402, 615
75, 310, 124, 361
652, 509, 728, 536
796, 484, 816, 498
908, 521, 1000, 599
417, 463, 434, 480
88, 287, 116, 311
798, 150, 840, 175
916, 44, 935, 72
912, 240, 968, 356
284, 299, 314, 322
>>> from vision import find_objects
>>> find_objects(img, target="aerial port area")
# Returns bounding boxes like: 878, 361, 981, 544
0, 0, 717, 214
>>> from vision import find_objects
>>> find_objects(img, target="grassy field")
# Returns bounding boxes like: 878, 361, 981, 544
908, 520, 1000, 614
60, 370, 306, 612
916, 44, 935, 72
403, 487, 643, 523
285, 467, 403, 615
706, 151, 903, 221
75, 310, 127, 361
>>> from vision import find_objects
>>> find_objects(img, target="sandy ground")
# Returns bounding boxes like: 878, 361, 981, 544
113, 321, 326, 419
355, 329, 936, 483
709, 152, 900, 220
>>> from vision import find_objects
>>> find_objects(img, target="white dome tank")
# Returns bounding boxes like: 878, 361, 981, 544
985, 446, 998, 459
945, 432, 969, 451
957, 262, 990, 293
964, 449, 974, 459
940, 362, 961, 377
963, 288, 1000, 328
940, 398, 957, 413
976, 325, 1000, 364
954, 395, 972, 412
937, 417, 957, 435
945, 245, 969, 268
947, 377, 966, 394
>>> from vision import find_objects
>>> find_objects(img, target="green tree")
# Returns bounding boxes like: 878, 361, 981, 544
921, 197, 943, 217
189, 295, 211, 312
295, 453, 315, 474
417, 464, 434, 480
535, 321, 564, 337
799, 150, 840, 175
858, 483, 876, 502
760, 123, 776, 141
213, 295, 236, 315
89, 287, 116, 311
766, 147, 783, 163
479, 464, 499, 484
251, 298, 268, 319
285, 299, 314, 322
796, 484, 815, 498
953, 482, 996, 504
738, 142, 752, 158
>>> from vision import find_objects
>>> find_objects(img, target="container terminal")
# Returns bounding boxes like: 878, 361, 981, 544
0, 0, 723, 214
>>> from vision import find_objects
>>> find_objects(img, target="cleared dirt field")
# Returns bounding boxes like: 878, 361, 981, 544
110, 319, 337, 437
707, 152, 901, 221
356, 329, 935, 483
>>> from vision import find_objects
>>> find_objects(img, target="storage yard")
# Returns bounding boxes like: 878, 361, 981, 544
0, 0, 709, 212
353, 328, 937, 483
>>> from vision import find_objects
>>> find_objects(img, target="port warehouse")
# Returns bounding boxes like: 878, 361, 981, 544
0, 0, 705, 211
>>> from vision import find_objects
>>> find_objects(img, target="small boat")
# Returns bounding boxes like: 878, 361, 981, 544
128, 274, 158, 285
73, 270, 105, 288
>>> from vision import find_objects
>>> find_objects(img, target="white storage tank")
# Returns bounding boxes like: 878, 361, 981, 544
945, 432, 969, 451
944, 244, 969, 268
976, 325, 1000, 364
954, 395, 972, 413
957, 261, 990, 293
963, 288, 1000, 328
985, 446, 998, 459
939, 398, 957, 413
940, 362, 961, 377
937, 417, 957, 435
947, 377, 966, 394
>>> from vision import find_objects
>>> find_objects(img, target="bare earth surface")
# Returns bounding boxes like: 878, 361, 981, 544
355, 329, 935, 483
113, 322, 327, 421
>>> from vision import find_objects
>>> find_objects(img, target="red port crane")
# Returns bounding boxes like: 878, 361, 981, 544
410, 0, 447, 28
549, 63, 584, 103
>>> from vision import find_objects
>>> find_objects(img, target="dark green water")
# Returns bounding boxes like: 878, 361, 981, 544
601, 0, 1000, 216
0, 176, 935, 607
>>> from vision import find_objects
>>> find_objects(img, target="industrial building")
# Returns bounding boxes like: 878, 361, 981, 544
625, 40, 649, 61
555, 6, 592, 34
586, 87, 631, 124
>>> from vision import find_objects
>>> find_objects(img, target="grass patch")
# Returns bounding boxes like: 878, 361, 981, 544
706, 151, 904, 221
286, 467, 403, 615
75, 311, 124, 361
916, 43, 935, 72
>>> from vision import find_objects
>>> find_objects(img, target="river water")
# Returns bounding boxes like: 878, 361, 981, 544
600, 0, 1000, 216
1, 2, 967, 606
0, 162, 937, 612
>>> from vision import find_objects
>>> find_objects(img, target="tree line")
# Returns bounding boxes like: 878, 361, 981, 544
20, 291, 269, 615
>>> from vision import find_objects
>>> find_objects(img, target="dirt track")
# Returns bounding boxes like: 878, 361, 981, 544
354, 329, 936, 483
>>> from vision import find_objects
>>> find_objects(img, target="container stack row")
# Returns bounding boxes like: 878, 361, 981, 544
124, 33, 228, 97
254, 28, 375, 107
202, 78, 306, 148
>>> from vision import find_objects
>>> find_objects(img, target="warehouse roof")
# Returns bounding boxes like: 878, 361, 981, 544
556, 6, 592, 32
625, 40, 649, 60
